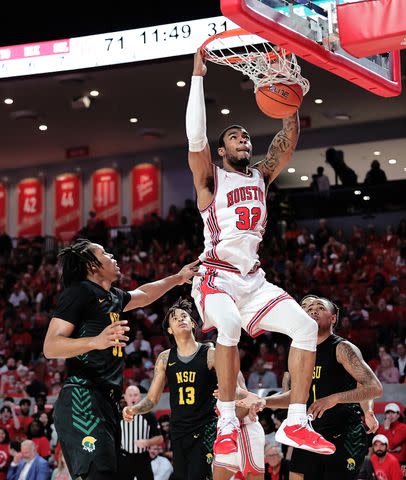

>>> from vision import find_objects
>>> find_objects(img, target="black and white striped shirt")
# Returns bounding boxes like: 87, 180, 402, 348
120, 412, 160, 454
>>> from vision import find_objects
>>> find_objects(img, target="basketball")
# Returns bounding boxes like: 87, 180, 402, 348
255, 83, 303, 119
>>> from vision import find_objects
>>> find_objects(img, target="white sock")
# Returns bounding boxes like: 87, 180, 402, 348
217, 400, 236, 420
287, 403, 307, 426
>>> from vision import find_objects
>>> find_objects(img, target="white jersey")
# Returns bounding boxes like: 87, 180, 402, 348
199, 165, 267, 276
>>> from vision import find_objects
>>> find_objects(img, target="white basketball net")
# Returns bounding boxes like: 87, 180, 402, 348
202, 29, 310, 95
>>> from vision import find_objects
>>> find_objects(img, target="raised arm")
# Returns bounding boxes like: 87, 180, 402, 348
186, 50, 214, 211
123, 259, 200, 312
255, 111, 300, 185
123, 350, 169, 420
308, 341, 383, 419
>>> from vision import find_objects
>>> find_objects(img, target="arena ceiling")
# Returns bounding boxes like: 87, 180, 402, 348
0, 5, 405, 176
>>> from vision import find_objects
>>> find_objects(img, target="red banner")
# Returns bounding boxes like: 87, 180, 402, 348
17, 178, 43, 237
0, 183, 7, 232
131, 163, 161, 225
91, 168, 120, 227
54, 173, 81, 241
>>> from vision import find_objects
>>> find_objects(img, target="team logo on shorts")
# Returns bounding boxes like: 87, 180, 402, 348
206, 453, 213, 464
82, 436, 97, 452
346, 458, 356, 471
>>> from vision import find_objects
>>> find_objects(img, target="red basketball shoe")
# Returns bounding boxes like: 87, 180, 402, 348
275, 415, 336, 455
213, 417, 240, 455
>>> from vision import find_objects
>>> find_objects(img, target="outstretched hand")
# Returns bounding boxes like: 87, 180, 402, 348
308, 394, 338, 419
93, 320, 129, 350
176, 259, 202, 285
193, 49, 207, 77
236, 394, 266, 422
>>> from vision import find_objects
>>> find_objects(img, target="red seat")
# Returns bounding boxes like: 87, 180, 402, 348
155, 409, 171, 419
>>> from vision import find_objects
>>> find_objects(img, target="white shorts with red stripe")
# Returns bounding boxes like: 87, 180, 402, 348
191, 259, 311, 342
214, 417, 265, 477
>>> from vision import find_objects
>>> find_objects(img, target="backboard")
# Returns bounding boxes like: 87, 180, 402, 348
220, 0, 402, 97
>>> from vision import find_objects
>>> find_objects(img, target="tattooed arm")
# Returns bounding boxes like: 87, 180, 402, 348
123, 350, 169, 421
254, 111, 300, 185
308, 341, 383, 419
335, 342, 383, 403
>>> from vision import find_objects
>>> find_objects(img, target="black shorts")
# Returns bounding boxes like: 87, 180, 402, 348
171, 421, 216, 480
290, 423, 368, 480
117, 451, 153, 480
54, 385, 121, 478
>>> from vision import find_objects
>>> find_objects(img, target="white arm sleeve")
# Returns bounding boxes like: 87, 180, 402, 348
186, 76, 208, 152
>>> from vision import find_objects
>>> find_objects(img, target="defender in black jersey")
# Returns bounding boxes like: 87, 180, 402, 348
43, 239, 199, 480
123, 298, 219, 480
239, 296, 382, 480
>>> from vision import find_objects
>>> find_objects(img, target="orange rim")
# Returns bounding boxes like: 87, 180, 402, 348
200, 27, 289, 64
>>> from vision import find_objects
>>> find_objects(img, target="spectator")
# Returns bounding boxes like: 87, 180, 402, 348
26, 421, 50, 460
375, 354, 400, 384
50, 452, 72, 480
125, 330, 152, 356
0, 405, 20, 441
377, 403, 406, 465
32, 395, 48, 416
157, 415, 172, 460
149, 445, 173, 480
0, 428, 10, 480
325, 148, 357, 186
370, 434, 403, 480
6, 440, 50, 480
314, 218, 332, 248
316, 166, 331, 194
36, 413, 53, 443
395, 343, 406, 382
8, 285, 29, 308
247, 358, 278, 390
49, 372, 63, 397
264, 443, 289, 480
17, 400, 33, 438
364, 160, 387, 185
25, 374, 48, 400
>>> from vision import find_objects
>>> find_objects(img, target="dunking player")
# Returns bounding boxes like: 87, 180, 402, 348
240, 296, 382, 479
123, 298, 265, 480
186, 49, 334, 455
43, 239, 199, 480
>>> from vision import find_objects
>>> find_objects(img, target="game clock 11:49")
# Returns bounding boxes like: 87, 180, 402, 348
100, 16, 237, 64
0, 16, 238, 79
123, 16, 237, 61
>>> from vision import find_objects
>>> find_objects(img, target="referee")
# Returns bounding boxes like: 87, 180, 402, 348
119, 385, 163, 480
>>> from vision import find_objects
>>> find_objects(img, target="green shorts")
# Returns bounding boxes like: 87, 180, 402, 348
54, 385, 121, 478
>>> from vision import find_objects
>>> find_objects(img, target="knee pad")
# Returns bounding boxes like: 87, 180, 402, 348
290, 313, 318, 352
216, 316, 241, 347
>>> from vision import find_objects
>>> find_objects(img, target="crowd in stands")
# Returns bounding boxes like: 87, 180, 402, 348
0, 198, 405, 478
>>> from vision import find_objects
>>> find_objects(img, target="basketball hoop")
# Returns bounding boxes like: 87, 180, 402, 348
201, 28, 310, 95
